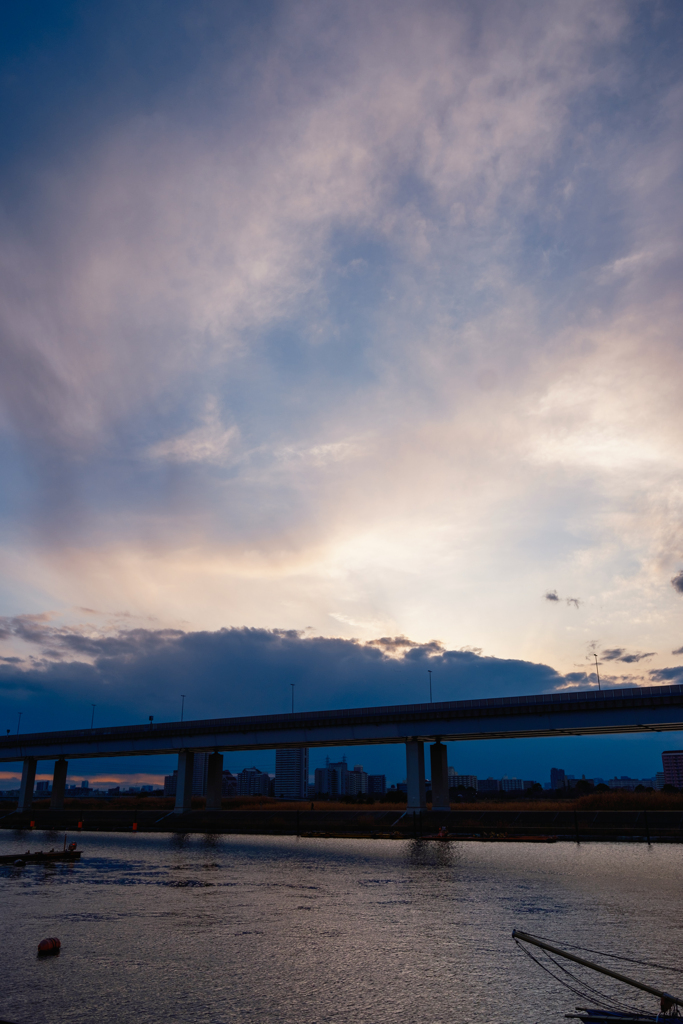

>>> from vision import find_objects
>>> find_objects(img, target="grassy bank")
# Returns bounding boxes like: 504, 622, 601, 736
5, 791, 681, 813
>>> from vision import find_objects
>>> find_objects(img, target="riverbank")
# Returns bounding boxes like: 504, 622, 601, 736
2, 806, 683, 841
3, 790, 681, 813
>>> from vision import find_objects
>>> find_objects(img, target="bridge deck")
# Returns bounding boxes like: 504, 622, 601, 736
2, 683, 683, 762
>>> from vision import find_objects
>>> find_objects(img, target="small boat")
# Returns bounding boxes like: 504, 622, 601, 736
0, 841, 81, 865
513, 929, 682, 1022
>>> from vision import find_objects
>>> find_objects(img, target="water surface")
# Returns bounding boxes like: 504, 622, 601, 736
1, 831, 682, 1024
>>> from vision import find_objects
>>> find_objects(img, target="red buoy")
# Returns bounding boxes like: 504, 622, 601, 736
38, 937, 61, 954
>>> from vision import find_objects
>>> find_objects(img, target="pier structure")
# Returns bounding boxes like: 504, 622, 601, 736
4, 682, 683, 813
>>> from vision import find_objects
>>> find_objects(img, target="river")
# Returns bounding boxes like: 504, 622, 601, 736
1, 831, 682, 1024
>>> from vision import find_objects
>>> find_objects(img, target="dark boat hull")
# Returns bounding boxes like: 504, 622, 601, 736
0, 850, 81, 864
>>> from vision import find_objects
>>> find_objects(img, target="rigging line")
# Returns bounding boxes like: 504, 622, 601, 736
541, 952, 641, 1015
541, 947, 646, 1015
524, 932, 683, 976
514, 940, 640, 1014
514, 940, 620, 1010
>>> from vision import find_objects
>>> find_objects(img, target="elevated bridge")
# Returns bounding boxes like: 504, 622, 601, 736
4, 682, 682, 815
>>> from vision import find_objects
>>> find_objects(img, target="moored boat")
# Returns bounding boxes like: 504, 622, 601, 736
1, 840, 81, 865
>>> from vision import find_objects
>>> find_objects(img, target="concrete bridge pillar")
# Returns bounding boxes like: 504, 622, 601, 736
430, 741, 450, 811
50, 759, 68, 810
206, 752, 223, 811
17, 757, 37, 813
406, 740, 426, 812
174, 750, 195, 813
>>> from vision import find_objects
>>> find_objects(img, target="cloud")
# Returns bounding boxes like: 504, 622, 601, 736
672, 647, 683, 656
649, 666, 683, 685
147, 401, 239, 465
0, 622, 566, 732
601, 648, 656, 664
545, 591, 581, 609
0, 1, 681, 684
672, 572, 683, 595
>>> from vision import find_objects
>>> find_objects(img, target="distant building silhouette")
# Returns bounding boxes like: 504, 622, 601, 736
449, 773, 477, 790
237, 767, 271, 796
222, 770, 237, 797
550, 767, 566, 790
193, 753, 210, 796
314, 758, 349, 797
368, 774, 386, 795
275, 748, 309, 799
663, 751, 683, 788
348, 764, 368, 795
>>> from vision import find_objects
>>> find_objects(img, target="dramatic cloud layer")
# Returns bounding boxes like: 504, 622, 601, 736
0, 622, 567, 735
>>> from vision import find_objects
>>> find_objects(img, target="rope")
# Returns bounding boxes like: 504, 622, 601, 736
541, 946, 647, 1015
514, 939, 644, 1015
526, 931, 683, 976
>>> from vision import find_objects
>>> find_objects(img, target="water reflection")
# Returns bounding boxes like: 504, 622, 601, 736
406, 838, 459, 868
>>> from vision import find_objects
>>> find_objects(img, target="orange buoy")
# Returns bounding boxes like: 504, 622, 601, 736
38, 937, 61, 954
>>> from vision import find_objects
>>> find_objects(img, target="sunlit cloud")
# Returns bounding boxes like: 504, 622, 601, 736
0, 0, 680, 702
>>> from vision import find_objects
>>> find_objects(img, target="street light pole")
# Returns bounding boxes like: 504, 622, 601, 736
180, 694, 185, 722
428, 670, 433, 703
16, 712, 22, 735
593, 653, 601, 691
291, 683, 295, 714
90, 704, 96, 730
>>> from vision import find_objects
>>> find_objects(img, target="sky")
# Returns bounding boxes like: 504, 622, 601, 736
1, 1, 682, 788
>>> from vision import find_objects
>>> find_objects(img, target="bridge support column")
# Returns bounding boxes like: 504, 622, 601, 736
17, 757, 37, 813
430, 741, 450, 811
50, 759, 68, 810
406, 740, 426, 812
206, 752, 223, 811
174, 751, 195, 813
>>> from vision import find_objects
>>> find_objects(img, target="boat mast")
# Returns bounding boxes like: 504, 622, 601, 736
512, 930, 682, 1009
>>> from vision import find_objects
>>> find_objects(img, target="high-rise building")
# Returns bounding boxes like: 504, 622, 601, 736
550, 767, 566, 790
193, 753, 210, 796
655, 771, 665, 791
237, 767, 271, 796
274, 748, 309, 799
164, 770, 177, 797
35, 780, 51, 793
477, 778, 499, 793
662, 751, 683, 788
348, 764, 368, 795
368, 774, 386, 795
222, 770, 238, 797
313, 759, 349, 797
